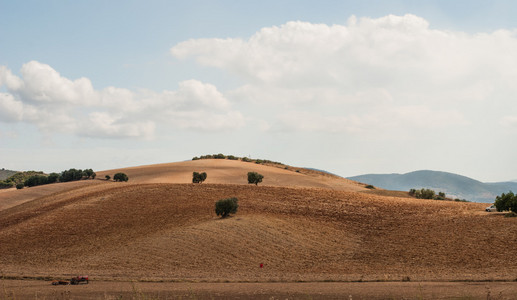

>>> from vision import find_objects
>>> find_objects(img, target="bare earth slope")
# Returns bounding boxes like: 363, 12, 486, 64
1, 159, 517, 298
1, 182, 516, 282
0, 159, 365, 211
95, 159, 365, 191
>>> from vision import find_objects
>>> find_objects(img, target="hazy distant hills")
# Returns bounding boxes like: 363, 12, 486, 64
348, 170, 517, 203
0, 169, 17, 181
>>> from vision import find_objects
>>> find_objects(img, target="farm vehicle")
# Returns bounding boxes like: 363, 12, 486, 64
51, 275, 89, 285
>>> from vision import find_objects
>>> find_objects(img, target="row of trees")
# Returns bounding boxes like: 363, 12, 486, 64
408, 188, 468, 202
8, 168, 97, 189
8, 169, 129, 189
192, 154, 283, 166
409, 188, 446, 200
192, 171, 264, 185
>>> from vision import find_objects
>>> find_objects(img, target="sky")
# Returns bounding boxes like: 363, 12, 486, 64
1, 0, 517, 182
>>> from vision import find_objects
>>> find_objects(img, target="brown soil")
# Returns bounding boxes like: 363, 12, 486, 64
3, 280, 517, 299
1, 159, 516, 298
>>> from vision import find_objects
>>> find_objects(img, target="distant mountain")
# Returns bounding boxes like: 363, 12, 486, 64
0, 169, 18, 181
347, 170, 517, 203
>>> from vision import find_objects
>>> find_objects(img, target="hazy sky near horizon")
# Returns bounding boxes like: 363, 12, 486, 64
1, 0, 517, 182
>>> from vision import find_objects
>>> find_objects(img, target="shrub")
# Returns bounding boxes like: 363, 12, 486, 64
247, 172, 264, 185
215, 197, 238, 218
105, 175, 111, 181
113, 173, 129, 182
192, 172, 207, 183
16, 183, 24, 189
410, 188, 436, 199
213, 153, 226, 159
24, 175, 49, 187
0, 181, 14, 189
59, 168, 84, 182
494, 191, 517, 212
83, 169, 95, 179
365, 185, 375, 189
47, 173, 59, 184
435, 192, 446, 200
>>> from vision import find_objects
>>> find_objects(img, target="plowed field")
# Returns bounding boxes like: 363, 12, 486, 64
1, 159, 516, 298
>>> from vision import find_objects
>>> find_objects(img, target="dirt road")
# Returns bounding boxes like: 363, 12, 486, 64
3, 280, 517, 299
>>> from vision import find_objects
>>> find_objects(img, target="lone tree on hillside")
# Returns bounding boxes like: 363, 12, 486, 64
113, 172, 129, 182
215, 197, 238, 218
192, 172, 207, 183
494, 191, 517, 212
247, 172, 264, 185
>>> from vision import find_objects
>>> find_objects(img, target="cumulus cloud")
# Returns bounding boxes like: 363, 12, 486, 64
0, 61, 243, 138
0, 93, 24, 122
171, 14, 517, 134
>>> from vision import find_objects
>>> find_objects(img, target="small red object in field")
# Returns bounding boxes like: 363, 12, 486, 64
260, 263, 263, 268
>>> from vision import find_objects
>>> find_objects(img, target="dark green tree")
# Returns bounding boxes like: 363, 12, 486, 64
0, 181, 14, 189
192, 172, 207, 183
59, 168, 84, 182
47, 173, 59, 184
105, 175, 111, 181
215, 197, 238, 218
83, 169, 95, 179
247, 172, 264, 185
494, 191, 516, 212
113, 173, 129, 182
24, 175, 48, 187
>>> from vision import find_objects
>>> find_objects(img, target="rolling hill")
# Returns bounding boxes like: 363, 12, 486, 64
0, 168, 18, 181
348, 170, 517, 203
1, 159, 516, 284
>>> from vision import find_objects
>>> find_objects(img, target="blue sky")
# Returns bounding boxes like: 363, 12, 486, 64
1, 0, 517, 182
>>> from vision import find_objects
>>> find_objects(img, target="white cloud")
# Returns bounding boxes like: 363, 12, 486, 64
0, 93, 24, 122
0, 61, 243, 138
171, 14, 517, 135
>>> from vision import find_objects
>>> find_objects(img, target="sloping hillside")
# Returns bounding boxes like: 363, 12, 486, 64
96, 159, 365, 191
0, 169, 18, 181
0, 159, 365, 211
1, 160, 516, 284
1, 182, 515, 282
348, 170, 517, 202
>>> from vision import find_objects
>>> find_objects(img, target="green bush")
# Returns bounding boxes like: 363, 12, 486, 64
247, 172, 264, 185
47, 173, 59, 184
410, 188, 437, 199
192, 172, 207, 183
59, 168, 84, 182
83, 169, 95, 179
24, 175, 49, 187
494, 191, 517, 212
365, 185, 375, 189
0, 180, 14, 189
105, 175, 111, 181
215, 197, 238, 218
16, 183, 24, 189
113, 173, 129, 182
